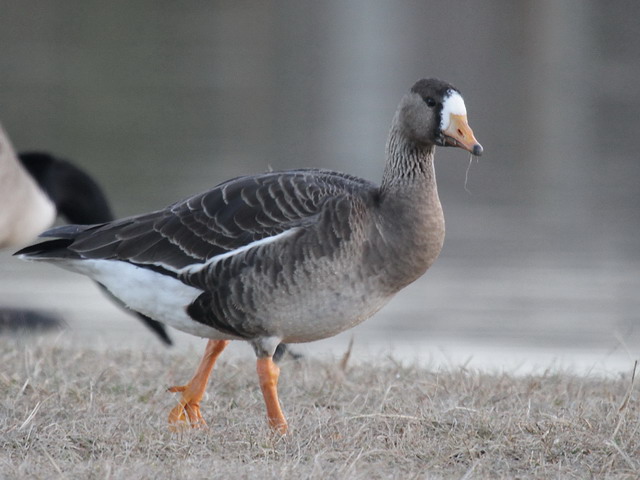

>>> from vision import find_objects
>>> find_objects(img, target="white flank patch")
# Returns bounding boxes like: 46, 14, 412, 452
56, 259, 227, 338
179, 227, 298, 275
440, 91, 467, 131
17, 227, 301, 339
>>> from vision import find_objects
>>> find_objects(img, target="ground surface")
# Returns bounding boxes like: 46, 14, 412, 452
1, 336, 639, 479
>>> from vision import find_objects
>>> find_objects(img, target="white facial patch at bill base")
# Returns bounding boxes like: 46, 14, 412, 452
440, 90, 467, 131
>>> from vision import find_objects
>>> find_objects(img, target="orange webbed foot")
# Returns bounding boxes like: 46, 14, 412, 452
167, 384, 207, 429
167, 339, 229, 431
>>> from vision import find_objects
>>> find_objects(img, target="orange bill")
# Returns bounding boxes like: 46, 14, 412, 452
442, 114, 483, 156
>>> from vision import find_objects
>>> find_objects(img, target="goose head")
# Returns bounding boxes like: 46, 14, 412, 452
396, 78, 483, 156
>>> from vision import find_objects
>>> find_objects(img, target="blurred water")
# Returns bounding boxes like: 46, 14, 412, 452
2, 235, 637, 375
0, 2, 639, 373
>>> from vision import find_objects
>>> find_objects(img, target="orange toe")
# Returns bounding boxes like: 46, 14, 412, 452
167, 385, 187, 393
167, 340, 229, 431
168, 397, 206, 429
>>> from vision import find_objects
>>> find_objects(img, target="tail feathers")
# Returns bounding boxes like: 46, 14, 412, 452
16, 223, 104, 259
15, 223, 103, 259
14, 238, 80, 260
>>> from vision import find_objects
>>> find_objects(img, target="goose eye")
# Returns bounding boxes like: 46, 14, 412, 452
425, 97, 436, 107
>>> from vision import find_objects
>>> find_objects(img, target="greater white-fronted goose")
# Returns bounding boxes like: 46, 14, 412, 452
0, 125, 173, 345
16, 78, 483, 433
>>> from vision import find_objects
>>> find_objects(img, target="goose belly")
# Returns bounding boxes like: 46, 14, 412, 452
275, 289, 394, 344
246, 263, 395, 344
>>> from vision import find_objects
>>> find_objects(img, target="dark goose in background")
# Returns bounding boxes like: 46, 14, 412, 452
17, 152, 173, 345
18, 152, 114, 226
16, 78, 483, 434
0, 123, 172, 345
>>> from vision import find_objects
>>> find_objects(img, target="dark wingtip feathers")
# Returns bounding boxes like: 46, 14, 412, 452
38, 223, 102, 239
14, 238, 76, 259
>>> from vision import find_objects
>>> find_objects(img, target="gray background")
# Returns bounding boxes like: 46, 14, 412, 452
1, 1, 638, 372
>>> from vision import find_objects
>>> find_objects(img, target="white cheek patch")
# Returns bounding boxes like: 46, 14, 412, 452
440, 91, 467, 131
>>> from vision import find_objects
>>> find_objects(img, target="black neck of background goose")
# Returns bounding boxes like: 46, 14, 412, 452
18, 152, 114, 225
380, 123, 436, 197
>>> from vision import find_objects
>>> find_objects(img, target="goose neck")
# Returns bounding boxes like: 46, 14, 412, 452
380, 125, 436, 196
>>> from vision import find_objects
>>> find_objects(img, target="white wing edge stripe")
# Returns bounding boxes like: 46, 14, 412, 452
176, 227, 299, 276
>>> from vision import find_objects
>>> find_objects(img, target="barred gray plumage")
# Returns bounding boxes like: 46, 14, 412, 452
16, 78, 483, 433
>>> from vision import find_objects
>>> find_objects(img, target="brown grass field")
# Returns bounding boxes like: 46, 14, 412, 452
1, 336, 638, 479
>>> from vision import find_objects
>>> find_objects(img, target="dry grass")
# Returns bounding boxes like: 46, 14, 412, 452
1, 336, 639, 479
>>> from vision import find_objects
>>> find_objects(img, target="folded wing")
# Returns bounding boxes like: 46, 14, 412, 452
34, 169, 376, 276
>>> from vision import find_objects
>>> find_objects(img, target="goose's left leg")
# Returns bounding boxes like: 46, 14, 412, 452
168, 339, 229, 429
256, 355, 288, 434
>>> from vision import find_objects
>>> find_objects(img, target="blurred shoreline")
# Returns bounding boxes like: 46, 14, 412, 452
3, 249, 637, 377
